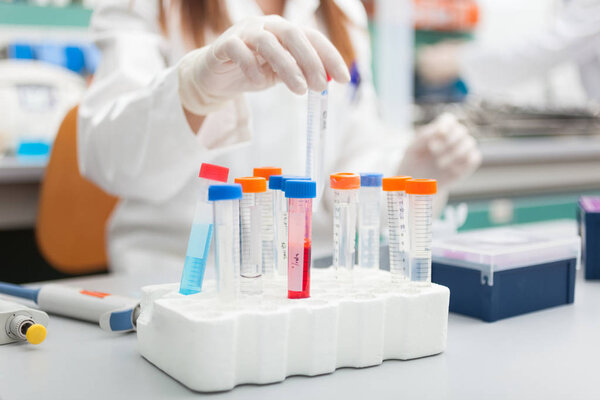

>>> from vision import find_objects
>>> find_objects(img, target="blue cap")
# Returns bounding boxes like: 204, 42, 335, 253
269, 175, 284, 190
208, 184, 242, 201
285, 180, 317, 199
360, 173, 383, 187
269, 175, 310, 191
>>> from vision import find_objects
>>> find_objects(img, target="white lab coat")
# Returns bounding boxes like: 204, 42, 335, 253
78, 0, 405, 274
461, 0, 600, 101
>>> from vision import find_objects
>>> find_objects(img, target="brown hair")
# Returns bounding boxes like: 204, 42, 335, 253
158, 0, 356, 66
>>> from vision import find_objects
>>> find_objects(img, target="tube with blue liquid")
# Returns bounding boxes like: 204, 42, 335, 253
180, 163, 229, 295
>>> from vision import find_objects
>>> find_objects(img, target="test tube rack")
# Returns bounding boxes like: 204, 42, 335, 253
137, 268, 449, 392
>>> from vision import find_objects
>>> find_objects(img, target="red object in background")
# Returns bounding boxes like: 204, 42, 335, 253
288, 240, 311, 299
414, 0, 479, 32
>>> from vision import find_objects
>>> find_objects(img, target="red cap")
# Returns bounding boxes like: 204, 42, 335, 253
199, 163, 229, 183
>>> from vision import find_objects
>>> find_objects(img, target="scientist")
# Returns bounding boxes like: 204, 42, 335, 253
417, 0, 600, 101
78, 0, 481, 274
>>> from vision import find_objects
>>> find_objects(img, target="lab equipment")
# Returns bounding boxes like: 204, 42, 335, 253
253, 167, 282, 277
268, 175, 311, 279
431, 225, 580, 322
382, 176, 412, 283
234, 177, 268, 295
0, 281, 139, 332
330, 173, 360, 280
305, 77, 329, 206
180, 163, 229, 295
406, 179, 437, 286
209, 184, 243, 302
578, 197, 600, 280
0, 299, 48, 345
285, 180, 316, 299
358, 173, 383, 269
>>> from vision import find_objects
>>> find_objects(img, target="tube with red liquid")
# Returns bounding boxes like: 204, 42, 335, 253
285, 180, 316, 299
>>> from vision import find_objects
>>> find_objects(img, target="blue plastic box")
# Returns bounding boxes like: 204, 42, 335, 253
431, 227, 580, 322
578, 197, 600, 280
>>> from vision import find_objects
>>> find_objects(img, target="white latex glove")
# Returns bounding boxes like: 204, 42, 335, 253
399, 113, 481, 188
178, 15, 351, 115
416, 41, 464, 86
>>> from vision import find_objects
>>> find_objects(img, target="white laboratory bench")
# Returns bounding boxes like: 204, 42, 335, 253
1, 265, 599, 399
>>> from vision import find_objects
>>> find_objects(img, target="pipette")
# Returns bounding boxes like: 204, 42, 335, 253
358, 173, 383, 269
330, 173, 360, 281
306, 77, 330, 208
406, 179, 437, 286
0, 299, 48, 345
234, 177, 267, 295
382, 176, 412, 283
0, 281, 139, 332
285, 180, 316, 299
209, 184, 243, 302
180, 163, 229, 295
253, 167, 282, 278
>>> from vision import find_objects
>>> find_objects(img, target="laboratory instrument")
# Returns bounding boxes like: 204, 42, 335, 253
358, 173, 383, 269
268, 175, 310, 279
305, 77, 329, 207
330, 173, 360, 280
432, 224, 580, 322
406, 179, 437, 286
382, 176, 412, 283
0, 281, 139, 332
209, 184, 243, 302
253, 167, 282, 277
180, 163, 229, 295
285, 180, 316, 299
234, 177, 268, 295
0, 299, 48, 345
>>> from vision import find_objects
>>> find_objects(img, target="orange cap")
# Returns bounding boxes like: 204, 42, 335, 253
330, 173, 360, 190
234, 177, 267, 193
405, 179, 437, 195
253, 166, 282, 180
382, 176, 412, 192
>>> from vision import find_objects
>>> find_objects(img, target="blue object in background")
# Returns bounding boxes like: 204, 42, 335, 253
432, 259, 576, 322
17, 141, 51, 157
83, 44, 101, 74
64, 45, 86, 74
578, 197, 600, 280
35, 42, 66, 68
8, 42, 35, 59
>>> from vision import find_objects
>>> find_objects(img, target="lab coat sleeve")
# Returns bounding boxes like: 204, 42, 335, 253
461, 0, 600, 94
77, 1, 250, 203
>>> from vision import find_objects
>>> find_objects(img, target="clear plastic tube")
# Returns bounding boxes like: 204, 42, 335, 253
358, 182, 382, 269
387, 191, 408, 282
259, 190, 276, 278
287, 197, 313, 298
213, 198, 241, 302
306, 84, 329, 208
330, 173, 360, 281
239, 192, 263, 295
409, 193, 433, 286
275, 188, 288, 279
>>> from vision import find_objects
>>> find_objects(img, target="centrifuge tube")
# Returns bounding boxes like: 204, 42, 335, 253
269, 175, 310, 280
253, 167, 282, 278
209, 184, 242, 302
306, 77, 329, 208
330, 173, 360, 280
285, 180, 316, 299
180, 163, 229, 295
382, 176, 412, 284
406, 179, 437, 287
235, 177, 268, 295
358, 173, 383, 269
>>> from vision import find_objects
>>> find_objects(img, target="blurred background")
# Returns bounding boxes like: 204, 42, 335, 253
1, 0, 599, 283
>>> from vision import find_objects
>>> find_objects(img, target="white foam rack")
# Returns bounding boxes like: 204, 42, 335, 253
137, 268, 450, 392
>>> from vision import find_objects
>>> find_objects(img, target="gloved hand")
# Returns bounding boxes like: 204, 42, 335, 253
178, 15, 351, 115
399, 113, 481, 188
416, 41, 463, 86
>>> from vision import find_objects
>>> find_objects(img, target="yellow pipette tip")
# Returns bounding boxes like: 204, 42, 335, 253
26, 324, 47, 345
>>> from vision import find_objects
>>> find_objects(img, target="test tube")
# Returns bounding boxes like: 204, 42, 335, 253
358, 173, 383, 269
406, 179, 437, 287
306, 77, 330, 207
285, 180, 316, 299
382, 176, 412, 284
209, 184, 242, 302
235, 177, 268, 295
269, 175, 310, 279
330, 173, 360, 280
179, 163, 229, 295
253, 167, 282, 278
